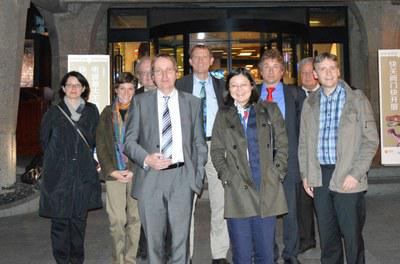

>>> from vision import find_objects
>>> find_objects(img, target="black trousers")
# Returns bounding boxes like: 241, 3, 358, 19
298, 181, 316, 247
51, 216, 87, 264
314, 165, 366, 264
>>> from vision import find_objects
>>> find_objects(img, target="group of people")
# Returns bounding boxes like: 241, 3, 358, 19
39, 44, 379, 264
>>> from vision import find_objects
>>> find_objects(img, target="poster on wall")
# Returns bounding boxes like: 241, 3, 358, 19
379, 49, 400, 165
68, 55, 110, 113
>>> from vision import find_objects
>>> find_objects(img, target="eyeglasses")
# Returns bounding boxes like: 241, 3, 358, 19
153, 68, 176, 76
138, 71, 152, 77
230, 83, 252, 90
64, 83, 83, 89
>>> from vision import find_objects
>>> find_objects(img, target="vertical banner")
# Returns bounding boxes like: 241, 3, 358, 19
68, 55, 110, 113
379, 49, 400, 165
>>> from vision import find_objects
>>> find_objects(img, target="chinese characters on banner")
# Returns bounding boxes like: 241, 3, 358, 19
379, 50, 400, 165
68, 55, 110, 113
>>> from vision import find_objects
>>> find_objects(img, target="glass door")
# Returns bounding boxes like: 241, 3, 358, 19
158, 35, 184, 78
189, 32, 228, 78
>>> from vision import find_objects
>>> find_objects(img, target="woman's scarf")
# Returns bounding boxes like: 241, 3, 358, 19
112, 97, 130, 170
64, 97, 85, 121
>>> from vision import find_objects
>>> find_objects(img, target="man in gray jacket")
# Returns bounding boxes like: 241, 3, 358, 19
298, 52, 379, 264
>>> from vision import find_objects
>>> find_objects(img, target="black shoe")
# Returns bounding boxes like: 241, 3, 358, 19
284, 258, 301, 264
212, 259, 230, 264
298, 242, 316, 254
136, 248, 147, 260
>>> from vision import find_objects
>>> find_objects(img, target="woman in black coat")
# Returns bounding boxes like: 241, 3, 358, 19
39, 71, 102, 264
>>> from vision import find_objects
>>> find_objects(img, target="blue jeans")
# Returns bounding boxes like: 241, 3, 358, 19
227, 216, 276, 264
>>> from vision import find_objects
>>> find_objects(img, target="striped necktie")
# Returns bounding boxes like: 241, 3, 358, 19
161, 96, 172, 159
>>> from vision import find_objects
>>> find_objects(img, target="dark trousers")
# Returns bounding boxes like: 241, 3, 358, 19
298, 182, 316, 247
314, 165, 366, 264
227, 216, 276, 264
51, 216, 87, 264
275, 178, 300, 261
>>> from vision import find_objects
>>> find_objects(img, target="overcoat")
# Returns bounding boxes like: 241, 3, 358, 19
96, 105, 135, 181
39, 101, 102, 218
211, 101, 289, 218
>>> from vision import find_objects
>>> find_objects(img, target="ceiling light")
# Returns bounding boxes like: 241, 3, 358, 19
197, 32, 205, 40
238, 52, 252, 56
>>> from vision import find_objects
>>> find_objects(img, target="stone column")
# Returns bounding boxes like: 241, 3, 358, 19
355, 1, 400, 118
38, 2, 109, 98
0, 0, 30, 188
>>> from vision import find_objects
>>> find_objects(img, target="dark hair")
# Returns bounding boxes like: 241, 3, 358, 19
59, 71, 90, 100
114, 72, 137, 90
224, 68, 259, 108
258, 49, 284, 71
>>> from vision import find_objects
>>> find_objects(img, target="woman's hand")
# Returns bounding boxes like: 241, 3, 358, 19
110, 170, 133, 183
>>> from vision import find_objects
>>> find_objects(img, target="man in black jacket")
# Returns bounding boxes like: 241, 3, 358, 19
257, 49, 306, 264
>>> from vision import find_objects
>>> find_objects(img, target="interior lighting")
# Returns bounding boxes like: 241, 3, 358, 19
197, 32, 205, 40
310, 20, 321, 25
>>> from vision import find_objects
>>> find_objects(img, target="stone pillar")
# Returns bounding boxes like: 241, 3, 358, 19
354, 1, 383, 116
0, 0, 30, 188
38, 3, 108, 99
355, 1, 400, 118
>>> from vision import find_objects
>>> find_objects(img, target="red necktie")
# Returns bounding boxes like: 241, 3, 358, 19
243, 110, 249, 122
267, 86, 275, 102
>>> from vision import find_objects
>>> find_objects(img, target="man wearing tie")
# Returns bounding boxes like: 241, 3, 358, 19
299, 57, 320, 96
176, 44, 229, 264
297, 57, 319, 254
257, 49, 306, 264
124, 54, 208, 263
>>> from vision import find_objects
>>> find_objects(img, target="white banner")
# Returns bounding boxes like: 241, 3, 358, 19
378, 49, 400, 165
68, 55, 110, 113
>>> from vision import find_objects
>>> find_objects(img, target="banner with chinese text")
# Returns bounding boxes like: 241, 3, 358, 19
379, 49, 400, 165
68, 55, 110, 113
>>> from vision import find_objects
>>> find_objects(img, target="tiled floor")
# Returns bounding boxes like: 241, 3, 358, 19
0, 193, 399, 263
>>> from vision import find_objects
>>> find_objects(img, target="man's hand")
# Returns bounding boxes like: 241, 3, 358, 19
342, 175, 359, 192
144, 153, 172, 170
303, 178, 314, 198
110, 170, 133, 183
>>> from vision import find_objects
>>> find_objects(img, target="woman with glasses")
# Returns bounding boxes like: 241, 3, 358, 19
39, 71, 102, 264
211, 68, 288, 263
96, 72, 141, 264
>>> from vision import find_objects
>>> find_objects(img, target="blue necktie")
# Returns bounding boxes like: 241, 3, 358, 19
199, 80, 207, 135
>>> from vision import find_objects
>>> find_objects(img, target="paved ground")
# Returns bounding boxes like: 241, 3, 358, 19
0, 192, 399, 264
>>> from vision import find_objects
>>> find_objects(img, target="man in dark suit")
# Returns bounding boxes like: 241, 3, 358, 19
297, 57, 319, 254
124, 54, 208, 263
176, 44, 230, 264
257, 49, 306, 264
135, 56, 157, 94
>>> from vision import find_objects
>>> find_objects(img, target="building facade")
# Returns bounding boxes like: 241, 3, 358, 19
1, 0, 399, 187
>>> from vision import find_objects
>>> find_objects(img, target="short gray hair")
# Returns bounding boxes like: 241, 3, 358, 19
298, 57, 314, 71
135, 56, 151, 77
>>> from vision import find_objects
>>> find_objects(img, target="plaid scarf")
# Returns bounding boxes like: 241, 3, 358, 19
112, 97, 130, 170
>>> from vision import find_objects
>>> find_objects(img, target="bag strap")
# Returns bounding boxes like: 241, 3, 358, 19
56, 105, 91, 150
